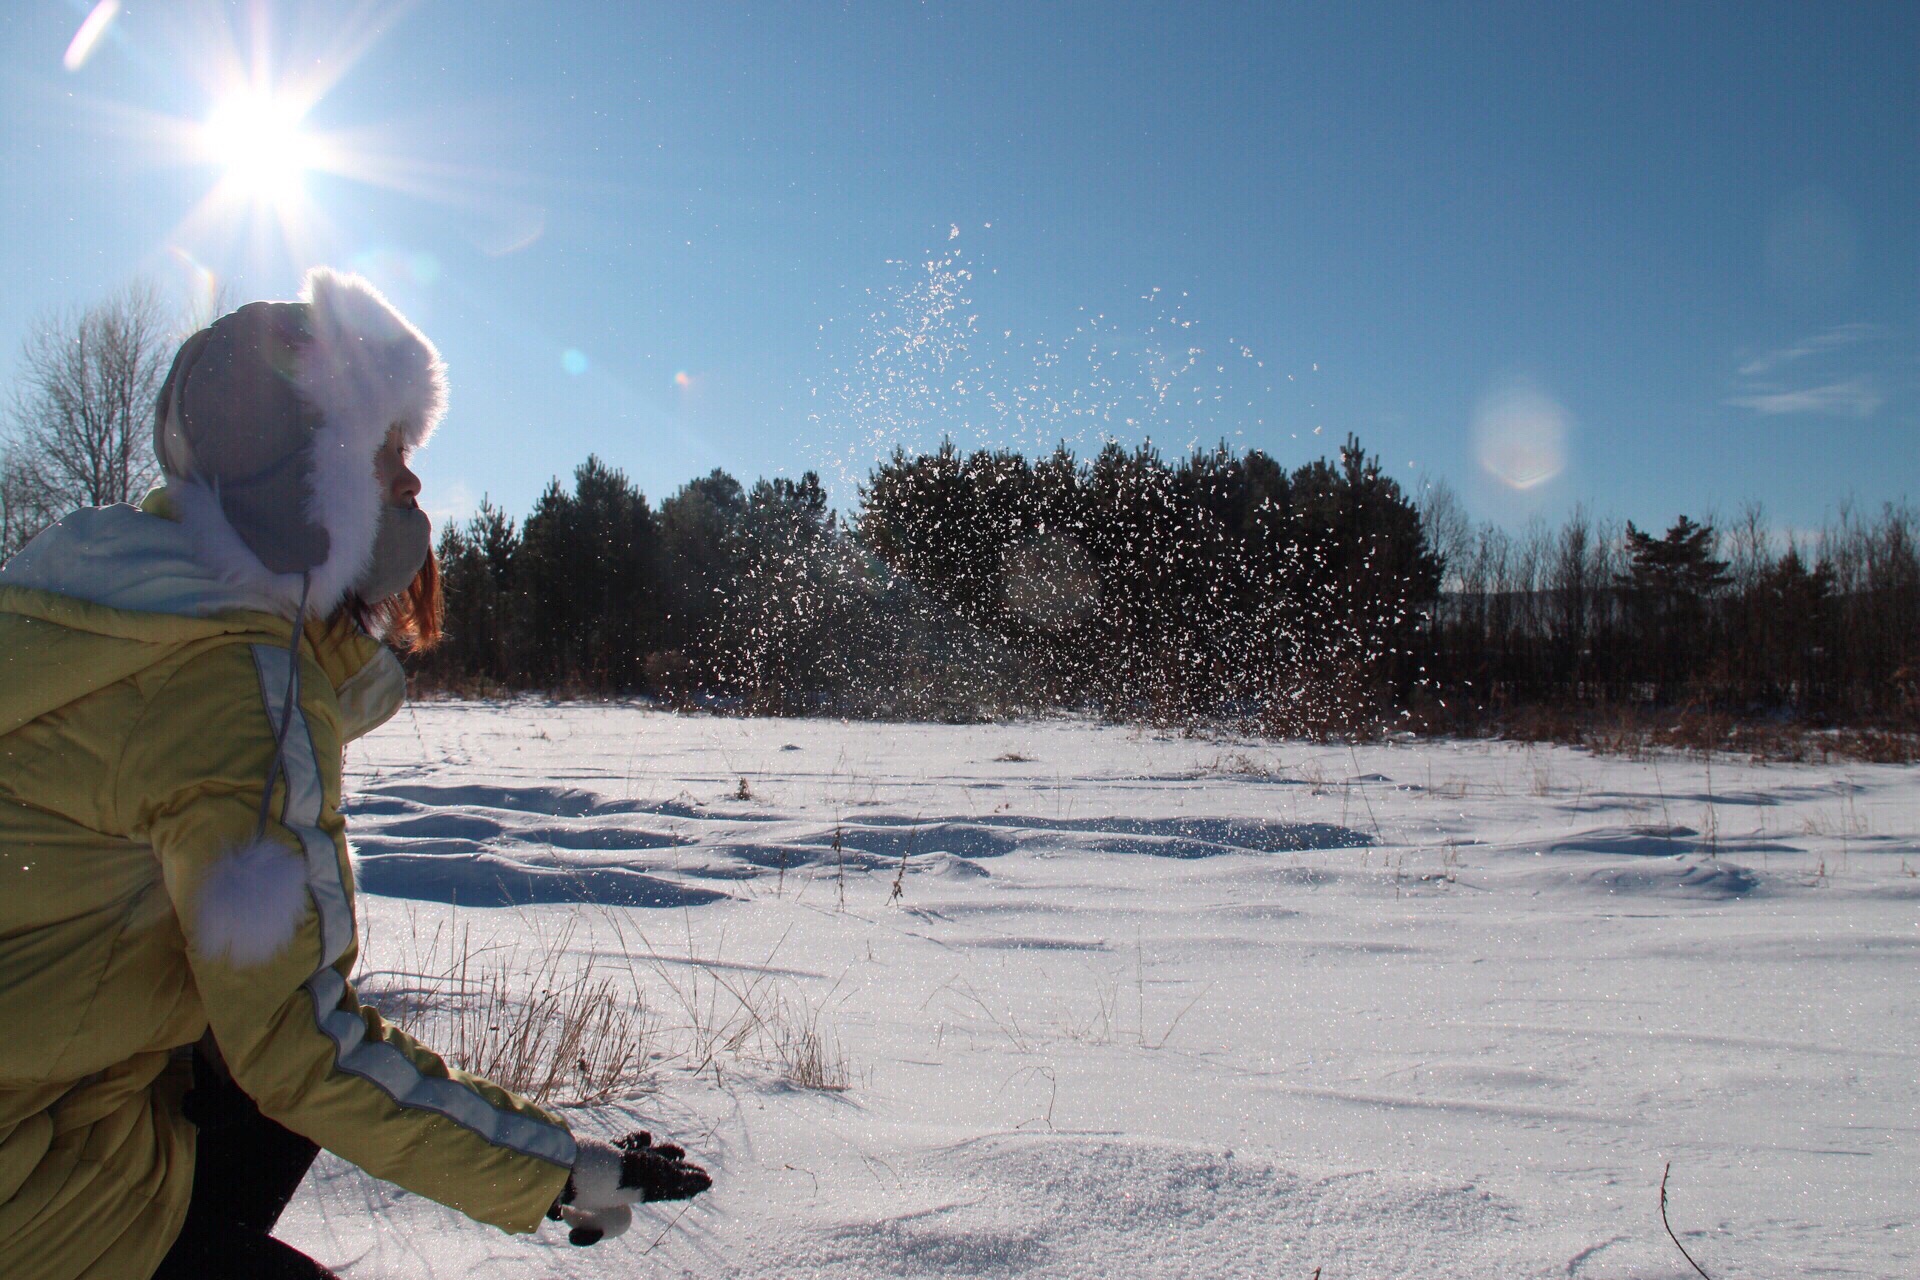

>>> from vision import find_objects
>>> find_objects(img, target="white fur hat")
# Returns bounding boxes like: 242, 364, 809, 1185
154, 269, 446, 616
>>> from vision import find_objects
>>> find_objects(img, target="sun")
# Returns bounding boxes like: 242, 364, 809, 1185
123, 4, 531, 280
201, 91, 317, 206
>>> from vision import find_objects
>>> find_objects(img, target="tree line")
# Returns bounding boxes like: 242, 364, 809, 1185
4, 287, 1915, 733
419, 438, 1917, 733
418, 438, 1442, 731
1421, 487, 1919, 727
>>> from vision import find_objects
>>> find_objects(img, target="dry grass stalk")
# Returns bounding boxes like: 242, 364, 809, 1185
370, 916, 657, 1107
364, 908, 858, 1101
607, 915, 854, 1091
1659, 1162, 1716, 1280
769, 991, 851, 1091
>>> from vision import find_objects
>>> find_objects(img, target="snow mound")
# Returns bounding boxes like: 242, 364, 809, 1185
1579, 857, 1763, 899
1544, 825, 1805, 859
1002, 814, 1373, 855
783, 1134, 1542, 1280
922, 851, 993, 880
342, 792, 1378, 909
354, 782, 641, 817
1546, 825, 1698, 856
351, 850, 730, 908
815, 821, 1024, 862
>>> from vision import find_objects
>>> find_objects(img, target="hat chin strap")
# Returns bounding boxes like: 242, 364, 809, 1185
251, 572, 314, 844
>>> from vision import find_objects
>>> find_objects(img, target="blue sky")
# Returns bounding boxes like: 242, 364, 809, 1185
2, 1, 1914, 536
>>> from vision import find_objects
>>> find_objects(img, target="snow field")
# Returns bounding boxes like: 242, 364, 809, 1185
280, 705, 1918, 1278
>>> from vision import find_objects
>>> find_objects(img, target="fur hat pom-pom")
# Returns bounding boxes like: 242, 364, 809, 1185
195, 840, 310, 967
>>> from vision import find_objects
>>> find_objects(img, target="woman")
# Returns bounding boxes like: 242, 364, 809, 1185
0, 271, 709, 1280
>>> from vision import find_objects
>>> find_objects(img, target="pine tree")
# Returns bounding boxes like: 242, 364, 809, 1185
1755, 545, 1836, 709
1618, 516, 1729, 698
1621, 516, 1729, 596
518, 457, 660, 690
657, 469, 747, 685
425, 498, 521, 687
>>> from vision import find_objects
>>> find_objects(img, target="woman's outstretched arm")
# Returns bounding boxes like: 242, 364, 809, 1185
122, 639, 574, 1234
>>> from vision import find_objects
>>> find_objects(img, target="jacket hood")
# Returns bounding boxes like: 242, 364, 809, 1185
1, 489, 296, 619
0, 494, 403, 741
4, 491, 318, 621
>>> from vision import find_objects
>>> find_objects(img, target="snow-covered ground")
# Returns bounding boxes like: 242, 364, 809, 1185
282, 704, 1918, 1278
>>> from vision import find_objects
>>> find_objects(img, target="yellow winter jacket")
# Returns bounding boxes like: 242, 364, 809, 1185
0, 493, 573, 1280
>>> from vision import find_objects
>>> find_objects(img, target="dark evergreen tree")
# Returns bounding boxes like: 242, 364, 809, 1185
861, 440, 1003, 627
412, 443, 1920, 734
517, 456, 660, 689
1621, 516, 1730, 597
1619, 515, 1729, 695
422, 498, 521, 687
1754, 546, 1836, 709
656, 468, 747, 685
714, 472, 851, 712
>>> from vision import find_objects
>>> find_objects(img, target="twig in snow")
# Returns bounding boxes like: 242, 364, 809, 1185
888, 814, 928, 902
637, 1198, 698, 1254
1659, 1162, 1715, 1280
1004, 1063, 1057, 1130
833, 822, 846, 912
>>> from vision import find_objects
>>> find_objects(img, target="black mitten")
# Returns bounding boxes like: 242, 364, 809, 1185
553, 1131, 712, 1246
614, 1131, 712, 1201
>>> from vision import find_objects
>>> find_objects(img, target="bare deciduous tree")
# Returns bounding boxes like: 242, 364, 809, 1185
2, 282, 174, 557
0, 450, 56, 560
1416, 476, 1471, 591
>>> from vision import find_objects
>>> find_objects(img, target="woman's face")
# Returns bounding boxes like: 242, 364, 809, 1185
374, 424, 422, 508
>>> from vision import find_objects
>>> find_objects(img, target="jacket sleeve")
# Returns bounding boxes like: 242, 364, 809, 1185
121, 640, 574, 1234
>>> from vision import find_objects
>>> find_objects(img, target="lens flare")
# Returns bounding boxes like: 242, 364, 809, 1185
1473, 376, 1570, 491
63, 0, 119, 72
166, 247, 220, 324
674, 371, 693, 388
562, 349, 589, 376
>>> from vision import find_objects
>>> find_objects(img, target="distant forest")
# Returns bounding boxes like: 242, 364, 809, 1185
5, 289, 1911, 748
416, 437, 1920, 741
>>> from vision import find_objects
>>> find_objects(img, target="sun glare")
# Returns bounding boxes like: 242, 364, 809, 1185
132, 5, 527, 283
202, 92, 316, 205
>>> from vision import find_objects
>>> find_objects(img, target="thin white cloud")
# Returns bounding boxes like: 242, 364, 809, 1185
1727, 323, 1902, 420
1736, 322, 1881, 378
1724, 377, 1884, 418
